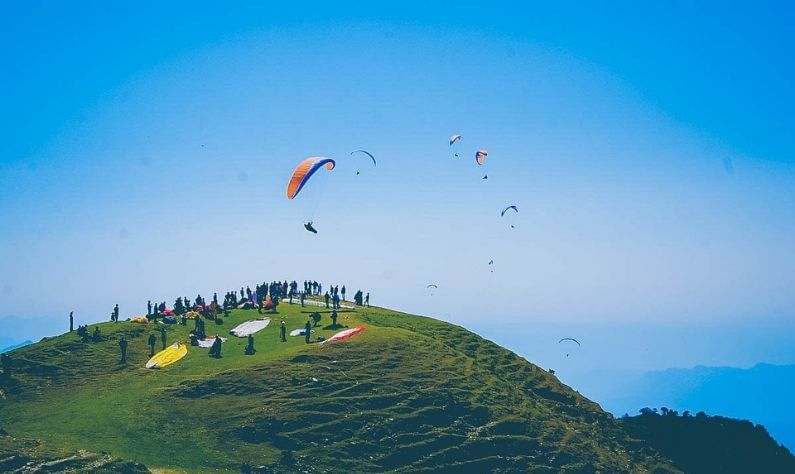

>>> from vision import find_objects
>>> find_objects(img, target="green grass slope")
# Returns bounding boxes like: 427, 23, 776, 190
0, 303, 673, 473
619, 411, 795, 474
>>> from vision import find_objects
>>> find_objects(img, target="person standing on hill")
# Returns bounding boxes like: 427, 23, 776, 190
341, 286, 346, 301
245, 334, 256, 355
280, 320, 287, 342
147, 300, 152, 317
300, 292, 305, 307
365, 293, 370, 307
69, 311, 74, 332
324, 291, 330, 308
159, 327, 167, 350
304, 320, 312, 344
148, 333, 157, 356
332, 292, 340, 310
331, 310, 338, 328
118, 336, 128, 364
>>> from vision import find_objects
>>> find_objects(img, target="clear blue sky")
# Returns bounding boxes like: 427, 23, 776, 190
1, 2, 794, 367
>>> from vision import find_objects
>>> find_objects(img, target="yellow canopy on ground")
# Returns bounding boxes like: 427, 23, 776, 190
146, 343, 188, 369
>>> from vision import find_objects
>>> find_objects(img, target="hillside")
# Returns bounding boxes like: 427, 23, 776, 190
619, 410, 795, 474
0, 302, 676, 472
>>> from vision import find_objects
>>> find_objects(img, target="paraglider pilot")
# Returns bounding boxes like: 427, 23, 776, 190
244, 334, 256, 355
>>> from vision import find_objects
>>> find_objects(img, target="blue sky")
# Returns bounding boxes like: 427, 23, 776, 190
1, 2, 794, 373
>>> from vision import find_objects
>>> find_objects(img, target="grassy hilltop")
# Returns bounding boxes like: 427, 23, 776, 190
0, 301, 676, 472
2, 301, 792, 472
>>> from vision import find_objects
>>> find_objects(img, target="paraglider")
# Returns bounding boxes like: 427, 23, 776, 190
350, 150, 376, 175
286, 157, 336, 199
501, 205, 518, 228
350, 150, 377, 166
426, 284, 438, 289
559, 337, 581, 357
304, 222, 318, 234
500, 205, 518, 216
475, 149, 488, 165
449, 134, 462, 157
488, 260, 494, 273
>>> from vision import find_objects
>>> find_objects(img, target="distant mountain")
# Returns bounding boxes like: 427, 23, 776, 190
0, 340, 32, 354
596, 363, 795, 451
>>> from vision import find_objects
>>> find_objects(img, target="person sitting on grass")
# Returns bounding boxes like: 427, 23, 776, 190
209, 335, 222, 358
311, 312, 321, 327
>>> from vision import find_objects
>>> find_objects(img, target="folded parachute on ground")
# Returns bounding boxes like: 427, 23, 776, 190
319, 325, 366, 344
146, 343, 187, 369
230, 319, 271, 337
184, 311, 200, 319
287, 157, 336, 199
130, 316, 149, 324
197, 336, 227, 348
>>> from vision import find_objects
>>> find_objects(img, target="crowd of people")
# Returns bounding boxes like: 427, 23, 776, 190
143, 280, 370, 321
0, 279, 371, 377
57, 278, 371, 364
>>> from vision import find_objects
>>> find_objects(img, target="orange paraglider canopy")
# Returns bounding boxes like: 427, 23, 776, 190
286, 157, 335, 199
